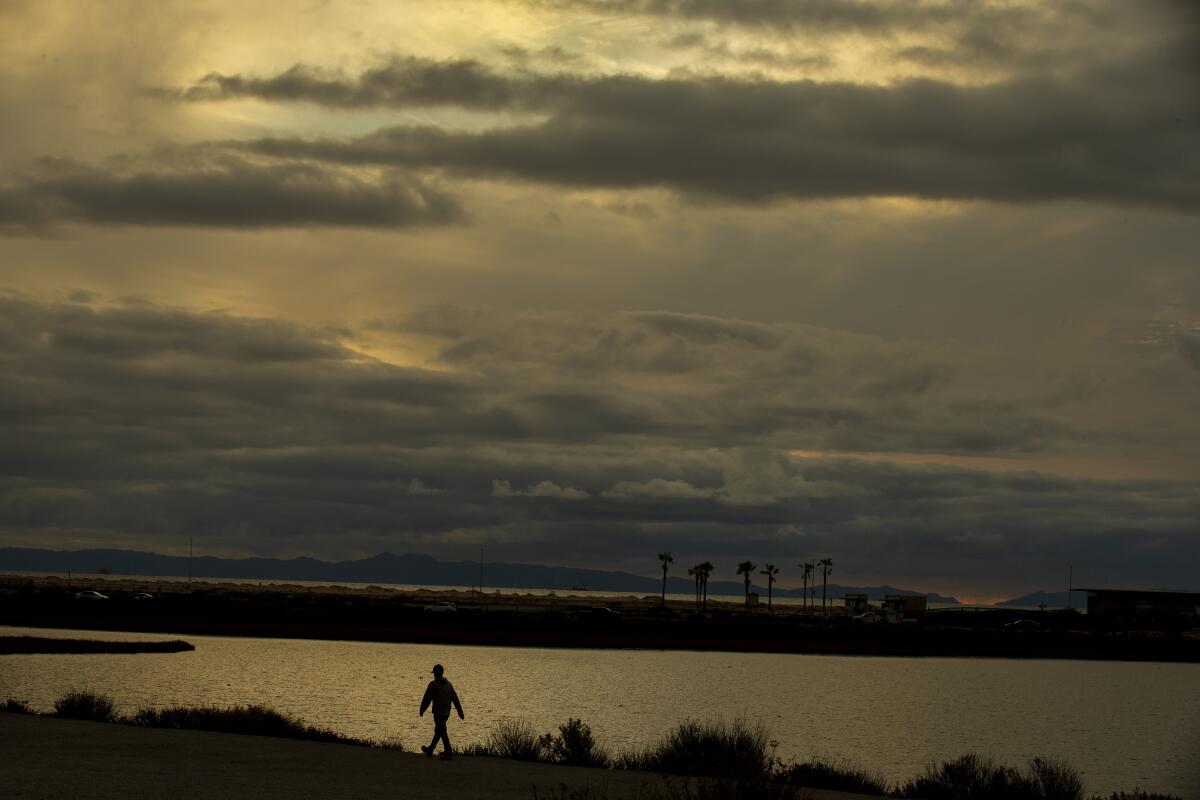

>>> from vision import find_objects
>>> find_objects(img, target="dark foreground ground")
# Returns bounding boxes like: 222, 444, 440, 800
0, 714, 876, 800
3, 577, 1198, 662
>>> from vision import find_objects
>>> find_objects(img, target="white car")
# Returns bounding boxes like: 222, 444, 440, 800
423, 601, 457, 613
852, 611, 889, 624
74, 590, 109, 600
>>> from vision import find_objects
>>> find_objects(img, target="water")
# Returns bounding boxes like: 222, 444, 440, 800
2, 625, 1197, 797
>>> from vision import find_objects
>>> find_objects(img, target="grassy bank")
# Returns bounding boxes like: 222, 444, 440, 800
3, 692, 1180, 799
2, 690, 399, 749
0, 635, 194, 655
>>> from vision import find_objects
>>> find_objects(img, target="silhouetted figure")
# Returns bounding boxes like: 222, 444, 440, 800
419, 663, 464, 759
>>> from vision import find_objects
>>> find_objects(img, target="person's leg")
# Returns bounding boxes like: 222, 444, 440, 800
434, 714, 451, 753
422, 716, 443, 755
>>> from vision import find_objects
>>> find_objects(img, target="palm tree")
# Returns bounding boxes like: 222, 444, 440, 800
699, 561, 714, 608
818, 558, 833, 615
760, 564, 780, 612
658, 551, 673, 607
737, 561, 756, 605
688, 564, 702, 608
800, 562, 814, 611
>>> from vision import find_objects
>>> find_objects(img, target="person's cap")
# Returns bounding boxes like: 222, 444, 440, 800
432, 663, 444, 675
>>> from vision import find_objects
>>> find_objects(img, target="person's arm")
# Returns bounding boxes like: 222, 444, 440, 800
451, 686, 464, 719
419, 683, 432, 716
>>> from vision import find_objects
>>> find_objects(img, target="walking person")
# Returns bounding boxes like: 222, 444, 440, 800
419, 663, 464, 759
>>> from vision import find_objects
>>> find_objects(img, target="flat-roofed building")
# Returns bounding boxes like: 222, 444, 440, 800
1084, 588, 1200, 628
882, 594, 928, 619
843, 593, 869, 615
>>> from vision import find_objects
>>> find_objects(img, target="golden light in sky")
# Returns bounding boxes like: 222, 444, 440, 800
1, 0, 1197, 599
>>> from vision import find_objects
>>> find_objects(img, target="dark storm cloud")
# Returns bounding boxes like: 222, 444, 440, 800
1178, 332, 1200, 371
1, 294, 1195, 592
0, 157, 465, 232
178, 57, 547, 110
221, 57, 1198, 209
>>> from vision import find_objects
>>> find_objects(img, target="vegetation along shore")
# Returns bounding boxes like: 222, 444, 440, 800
0, 691, 1183, 799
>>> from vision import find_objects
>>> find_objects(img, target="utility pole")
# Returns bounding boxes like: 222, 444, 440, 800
188, 538, 193, 588
478, 547, 484, 595
1068, 564, 1073, 610
819, 558, 833, 616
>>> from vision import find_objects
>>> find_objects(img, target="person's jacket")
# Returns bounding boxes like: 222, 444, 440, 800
420, 677, 463, 718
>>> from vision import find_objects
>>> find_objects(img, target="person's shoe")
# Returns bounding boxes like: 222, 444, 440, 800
440, 751, 454, 760
420, 745, 433, 757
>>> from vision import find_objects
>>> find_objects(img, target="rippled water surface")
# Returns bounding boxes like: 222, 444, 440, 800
2, 626, 1197, 796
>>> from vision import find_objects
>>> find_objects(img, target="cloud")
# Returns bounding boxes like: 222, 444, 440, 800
225, 59, 1198, 210
494, 479, 589, 499
0, 157, 466, 232
604, 478, 715, 500
1177, 332, 1200, 372
0, 293, 1196, 595
525, 0, 1007, 33
524, 480, 590, 499
407, 478, 447, 495
177, 57, 538, 110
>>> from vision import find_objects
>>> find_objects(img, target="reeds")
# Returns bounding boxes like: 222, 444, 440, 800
469, 718, 545, 760
128, 704, 357, 745
618, 718, 770, 778
538, 718, 611, 768
1, 694, 1183, 799
896, 753, 1084, 800
53, 689, 117, 722
776, 757, 889, 795
7, 690, 399, 749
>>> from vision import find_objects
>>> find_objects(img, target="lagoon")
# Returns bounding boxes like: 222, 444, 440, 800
1, 625, 1197, 797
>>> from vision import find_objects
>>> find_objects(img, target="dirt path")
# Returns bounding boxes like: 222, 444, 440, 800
0, 714, 878, 800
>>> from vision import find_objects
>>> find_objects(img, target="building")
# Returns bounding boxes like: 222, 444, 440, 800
1083, 588, 1200, 628
843, 593, 870, 615
882, 594, 927, 619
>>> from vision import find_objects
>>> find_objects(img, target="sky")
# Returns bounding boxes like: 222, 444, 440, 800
1, 0, 1197, 602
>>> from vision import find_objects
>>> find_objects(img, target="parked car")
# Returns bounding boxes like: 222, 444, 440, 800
852, 611, 889, 624
585, 606, 622, 619
74, 590, 109, 600
1004, 618, 1040, 629
423, 601, 457, 613
131, 592, 154, 601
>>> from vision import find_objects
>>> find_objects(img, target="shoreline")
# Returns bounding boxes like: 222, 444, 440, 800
3, 577, 1197, 663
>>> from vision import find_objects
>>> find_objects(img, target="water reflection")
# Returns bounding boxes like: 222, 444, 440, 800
1, 626, 1196, 797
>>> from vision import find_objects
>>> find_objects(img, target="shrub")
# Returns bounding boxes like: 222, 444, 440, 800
53, 690, 117, 723
897, 753, 1034, 799
476, 718, 545, 761
538, 718, 611, 768
776, 758, 889, 796
1027, 756, 1084, 800
897, 752, 1086, 800
622, 719, 771, 779
1, 698, 35, 714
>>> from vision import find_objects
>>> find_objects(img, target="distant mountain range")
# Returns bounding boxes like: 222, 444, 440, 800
996, 589, 1088, 609
0, 547, 959, 604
